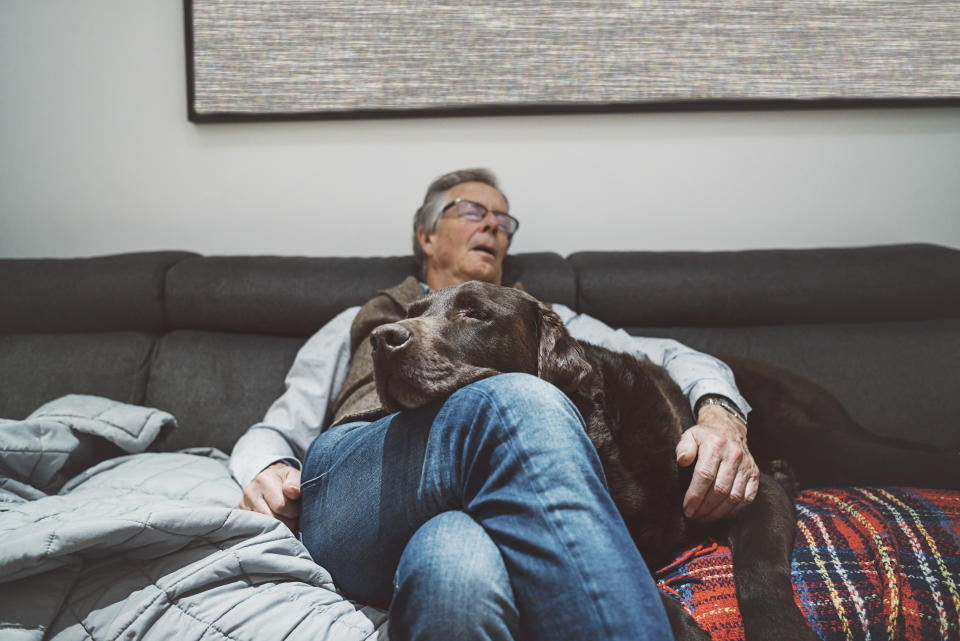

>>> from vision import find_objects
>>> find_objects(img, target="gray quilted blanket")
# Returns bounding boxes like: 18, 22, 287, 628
0, 395, 387, 641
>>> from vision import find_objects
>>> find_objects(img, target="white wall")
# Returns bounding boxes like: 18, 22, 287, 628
2, 1, 958, 259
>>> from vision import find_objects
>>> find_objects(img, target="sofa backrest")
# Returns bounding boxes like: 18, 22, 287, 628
0, 251, 195, 420
1, 244, 957, 455
0, 251, 575, 455
570, 244, 960, 447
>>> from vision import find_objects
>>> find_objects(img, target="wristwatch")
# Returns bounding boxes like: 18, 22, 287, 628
695, 394, 747, 427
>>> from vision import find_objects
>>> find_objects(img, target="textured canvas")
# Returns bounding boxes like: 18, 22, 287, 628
186, 1, 960, 120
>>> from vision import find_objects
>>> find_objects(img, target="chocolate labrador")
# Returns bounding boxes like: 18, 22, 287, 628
369, 280, 960, 641
368, 281, 814, 641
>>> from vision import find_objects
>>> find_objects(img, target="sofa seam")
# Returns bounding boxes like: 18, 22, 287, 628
161, 255, 189, 335
570, 256, 585, 313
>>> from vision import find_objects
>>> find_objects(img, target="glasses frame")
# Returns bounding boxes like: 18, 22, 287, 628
441, 198, 520, 237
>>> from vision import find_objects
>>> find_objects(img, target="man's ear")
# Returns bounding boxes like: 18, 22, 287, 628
416, 228, 435, 258
536, 302, 592, 397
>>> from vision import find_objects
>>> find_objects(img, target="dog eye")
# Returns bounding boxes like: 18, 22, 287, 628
457, 308, 490, 321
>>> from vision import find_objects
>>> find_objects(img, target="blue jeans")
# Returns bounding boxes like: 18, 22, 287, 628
300, 373, 671, 641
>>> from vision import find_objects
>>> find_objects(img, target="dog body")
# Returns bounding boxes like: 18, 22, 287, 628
367, 281, 815, 641
556, 340, 694, 568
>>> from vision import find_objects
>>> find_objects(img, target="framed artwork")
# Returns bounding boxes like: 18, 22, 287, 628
185, 1, 960, 122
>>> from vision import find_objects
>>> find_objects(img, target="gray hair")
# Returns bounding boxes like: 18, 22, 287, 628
412, 168, 511, 280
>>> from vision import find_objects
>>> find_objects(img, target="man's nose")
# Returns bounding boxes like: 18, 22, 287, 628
478, 210, 501, 234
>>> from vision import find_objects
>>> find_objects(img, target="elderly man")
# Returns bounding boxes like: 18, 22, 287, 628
231, 169, 757, 641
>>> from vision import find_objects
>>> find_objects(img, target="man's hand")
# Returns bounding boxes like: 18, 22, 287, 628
676, 404, 758, 522
237, 462, 301, 532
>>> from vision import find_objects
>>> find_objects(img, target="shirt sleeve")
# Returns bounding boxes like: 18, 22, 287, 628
229, 306, 360, 488
551, 303, 751, 418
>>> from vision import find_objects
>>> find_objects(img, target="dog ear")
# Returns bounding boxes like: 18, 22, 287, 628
536, 303, 593, 397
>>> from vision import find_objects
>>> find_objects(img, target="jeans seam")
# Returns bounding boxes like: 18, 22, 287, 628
299, 473, 324, 490
464, 380, 614, 639
303, 421, 369, 490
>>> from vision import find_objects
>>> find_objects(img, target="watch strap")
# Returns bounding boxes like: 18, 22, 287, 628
695, 394, 747, 427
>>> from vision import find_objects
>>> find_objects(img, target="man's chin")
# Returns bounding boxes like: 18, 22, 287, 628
463, 259, 502, 284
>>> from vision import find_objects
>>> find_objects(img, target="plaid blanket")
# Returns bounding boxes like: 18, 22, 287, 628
656, 487, 960, 641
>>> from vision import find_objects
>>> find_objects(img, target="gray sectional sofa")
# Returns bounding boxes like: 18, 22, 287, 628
2, 243, 959, 641
3, 243, 958, 453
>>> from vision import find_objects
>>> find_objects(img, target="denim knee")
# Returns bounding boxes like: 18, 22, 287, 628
465, 372, 569, 405
448, 373, 590, 449
390, 511, 518, 641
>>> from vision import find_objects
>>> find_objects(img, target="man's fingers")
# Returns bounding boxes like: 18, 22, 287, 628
744, 471, 760, 505
680, 421, 760, 521
241, 490, 273, 517
692, 457, 740, 519
718, 471, 759, 520
262, 479, 300, 520
272, 501, 300, 520
236, 476, 274, 515
727, 463, 751, 505
701, 500, 736, 522
259, 473, 288, 511
683, 444, 722, 518
702, 456, 759, 520
675, 431, 698, 467
237, 465, 301, 522
680, 403, 763, 523
282, 467, 302, 500
239, 485, 299, 521
700, 474, 744, 521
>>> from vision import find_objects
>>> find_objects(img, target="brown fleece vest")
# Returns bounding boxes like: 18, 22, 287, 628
329, 275, 425, 428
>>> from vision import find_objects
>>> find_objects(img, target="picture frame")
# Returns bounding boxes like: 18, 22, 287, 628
185, 0, 960, 122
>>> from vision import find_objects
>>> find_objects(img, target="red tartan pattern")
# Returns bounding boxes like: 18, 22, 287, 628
655, 487, 960, 641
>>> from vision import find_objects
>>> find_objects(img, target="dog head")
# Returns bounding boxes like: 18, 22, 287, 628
370, 280, 592, 412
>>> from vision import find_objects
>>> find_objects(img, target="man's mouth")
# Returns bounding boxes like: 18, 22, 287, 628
472, 245, 496, 257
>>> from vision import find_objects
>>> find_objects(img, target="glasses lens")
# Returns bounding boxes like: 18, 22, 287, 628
456, 200, 486, 221
496, 214, 518, 236
451, 200, 518, 236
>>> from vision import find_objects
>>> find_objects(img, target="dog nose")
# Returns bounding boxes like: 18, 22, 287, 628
371, 323, 413, 354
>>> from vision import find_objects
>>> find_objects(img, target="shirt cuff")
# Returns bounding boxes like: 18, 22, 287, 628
230, 427, 302, 488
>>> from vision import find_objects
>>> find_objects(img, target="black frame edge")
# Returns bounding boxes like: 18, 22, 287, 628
184, 0, 199, 123
182, 0, 960, 125
187, 97, 960, 124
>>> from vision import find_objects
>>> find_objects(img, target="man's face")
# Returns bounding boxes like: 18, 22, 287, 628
418, 181, 511, 289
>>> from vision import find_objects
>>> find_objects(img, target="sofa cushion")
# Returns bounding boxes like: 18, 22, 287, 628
0, 251, 196, 334
630, 319, 960, 449
0, 333, 155, 420
570, 244, 960, 327
145, 330, 305, 454
502, 252, 577, 308
164, 253, 575, 337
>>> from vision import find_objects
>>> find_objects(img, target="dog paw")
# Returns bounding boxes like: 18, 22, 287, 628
767, 458, 800, 497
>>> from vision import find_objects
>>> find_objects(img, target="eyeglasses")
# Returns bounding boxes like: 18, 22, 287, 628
442, 199, 520, 237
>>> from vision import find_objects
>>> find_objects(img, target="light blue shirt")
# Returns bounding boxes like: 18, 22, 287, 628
230, 303, 750, 487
